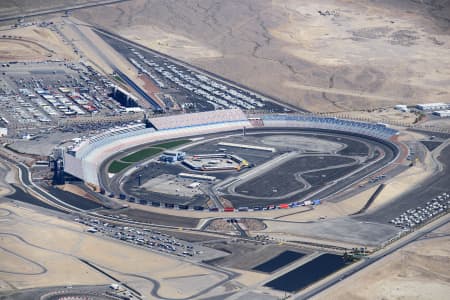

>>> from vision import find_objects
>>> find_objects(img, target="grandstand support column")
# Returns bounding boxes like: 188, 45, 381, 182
242, 126, 246, 136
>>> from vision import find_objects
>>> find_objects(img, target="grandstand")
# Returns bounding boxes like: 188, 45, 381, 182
148, 109, 248, 130
68, 123, 147, 157
260, 115, 398, 139
63, 110, 251, 186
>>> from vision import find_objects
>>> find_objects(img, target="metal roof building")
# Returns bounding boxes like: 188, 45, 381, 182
432, 110, 450, 117
416, 103, 449, 111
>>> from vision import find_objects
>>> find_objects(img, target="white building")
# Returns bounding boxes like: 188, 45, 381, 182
433, 110, 450, 117
394, 104, 409, 112
416, 103, 449, 111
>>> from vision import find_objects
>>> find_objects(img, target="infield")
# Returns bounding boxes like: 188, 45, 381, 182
118, 128, 396, 209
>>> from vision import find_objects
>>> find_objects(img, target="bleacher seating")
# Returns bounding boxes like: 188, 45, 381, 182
70, 123, 146, 158
260, 115, 398, 139
148, 109, 248, 130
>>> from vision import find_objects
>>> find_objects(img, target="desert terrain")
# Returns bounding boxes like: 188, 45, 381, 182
0, 25, 76, 61
73, 0, 450, 112
316, 221, 450, 300
0, 0, 127, 21
0, 201, 231, 299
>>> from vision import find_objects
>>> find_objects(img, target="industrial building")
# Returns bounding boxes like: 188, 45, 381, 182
111, 86, 139, 108
432, 110, 450, 118
178, 172, 216, 182
159, 150, 185, 163
394, 104, 409, 112
416, 103, 449, 111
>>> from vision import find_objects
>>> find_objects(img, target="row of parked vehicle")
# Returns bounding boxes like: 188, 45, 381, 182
103, 190, 321, 212
389, 192, 449, 230
74, 216, 197, 258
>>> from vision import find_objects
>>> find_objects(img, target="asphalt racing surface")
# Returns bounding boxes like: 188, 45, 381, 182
234, 155, 357, 198
222, 129, 396, 207
108, 127, 398, 209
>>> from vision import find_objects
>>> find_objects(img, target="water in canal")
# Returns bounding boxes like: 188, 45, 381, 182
253, 250, 305, 273
264, 253, 348, 292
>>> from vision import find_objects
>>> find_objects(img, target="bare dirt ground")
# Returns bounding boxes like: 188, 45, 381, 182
0, 202, 228, 298
0, 25, 76, 61
315, 221, 450, 300
0, 161, 16, 197
325, 108, 419, 126
419, 118, 450, 130
0, 0, 94, 19
206, 219, 239, 235
74, 0, 450, 112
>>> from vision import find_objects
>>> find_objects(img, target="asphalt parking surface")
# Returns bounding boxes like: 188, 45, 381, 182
98, 207, 200, 228
45, 186, 103, 210
5, 184, 64, 213
420, 140, 443, 151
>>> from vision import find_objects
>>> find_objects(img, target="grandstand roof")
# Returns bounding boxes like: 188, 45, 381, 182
261, 115, 398, 139
148, 109, 247, 130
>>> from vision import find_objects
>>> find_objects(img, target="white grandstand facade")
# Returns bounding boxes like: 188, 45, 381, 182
63, 109, 398, 187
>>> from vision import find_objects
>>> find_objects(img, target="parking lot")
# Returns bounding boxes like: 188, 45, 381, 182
388, 192, 449, 230
73, 215, 227, 262
0, 61, 139, 138
99, 32, 288, 113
